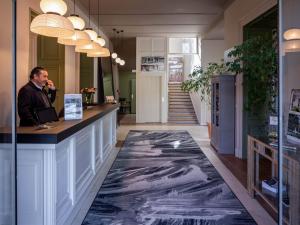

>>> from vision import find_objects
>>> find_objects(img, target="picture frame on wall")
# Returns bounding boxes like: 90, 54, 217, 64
141, 56, 165, 72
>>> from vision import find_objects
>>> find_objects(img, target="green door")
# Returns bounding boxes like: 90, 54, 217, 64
130, 79, 136, 114
37, 36, 65, 112
80, 53, 94, 89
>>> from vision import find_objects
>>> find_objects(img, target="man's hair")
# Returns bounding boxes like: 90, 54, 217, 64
29, 66, 45, 79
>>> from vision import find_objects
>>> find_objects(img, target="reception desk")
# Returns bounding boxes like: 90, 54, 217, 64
0, 104, 119, 225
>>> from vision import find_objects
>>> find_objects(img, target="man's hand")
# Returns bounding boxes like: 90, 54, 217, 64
47, 80, 55, 90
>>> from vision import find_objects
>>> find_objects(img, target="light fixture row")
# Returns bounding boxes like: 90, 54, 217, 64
30, 0, 110, 57
111, 52, 125, 66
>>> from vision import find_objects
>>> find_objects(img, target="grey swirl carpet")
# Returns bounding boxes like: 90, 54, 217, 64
82, 130, 257, 225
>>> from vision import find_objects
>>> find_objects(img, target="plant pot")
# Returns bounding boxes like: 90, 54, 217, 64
207, 122, 212, 139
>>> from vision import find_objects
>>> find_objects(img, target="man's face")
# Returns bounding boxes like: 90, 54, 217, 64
34, 70, 48, 86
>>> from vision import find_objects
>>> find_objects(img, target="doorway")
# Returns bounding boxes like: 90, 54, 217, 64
129, 79, 136, 114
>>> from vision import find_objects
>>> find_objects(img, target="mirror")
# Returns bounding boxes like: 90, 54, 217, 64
101, 57, 114, 98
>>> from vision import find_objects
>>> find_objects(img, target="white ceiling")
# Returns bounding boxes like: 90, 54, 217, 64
77, 0, 232, 38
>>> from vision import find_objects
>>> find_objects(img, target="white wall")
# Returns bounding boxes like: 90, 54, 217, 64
201, 40, 225, 68
136, 37, 168, 123
65, 46, 80, 94
224, 0, 277, 49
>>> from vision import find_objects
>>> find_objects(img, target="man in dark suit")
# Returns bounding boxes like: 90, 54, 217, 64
18, 67, 56, 126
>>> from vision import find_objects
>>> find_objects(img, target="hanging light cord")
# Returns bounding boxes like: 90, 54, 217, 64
73, 0, 75, 14
88, 0, 91, 27
98, 0, 100, 33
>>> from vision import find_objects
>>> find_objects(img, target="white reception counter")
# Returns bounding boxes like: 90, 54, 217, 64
0, 104, 119, 225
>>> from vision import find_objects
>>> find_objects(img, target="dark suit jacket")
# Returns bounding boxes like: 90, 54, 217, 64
18, 81, 56, 126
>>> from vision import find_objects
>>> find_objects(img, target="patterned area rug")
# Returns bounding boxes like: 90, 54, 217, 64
82, 130, 257, 225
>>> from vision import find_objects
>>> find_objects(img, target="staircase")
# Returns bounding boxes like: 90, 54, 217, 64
168, 83, 198, 124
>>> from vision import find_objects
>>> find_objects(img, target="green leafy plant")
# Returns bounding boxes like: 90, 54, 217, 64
181, 62, 228, 104
182, 36, 277, 115
226, 36, 277, 114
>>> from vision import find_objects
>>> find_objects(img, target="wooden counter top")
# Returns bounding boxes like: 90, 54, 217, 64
0, 104, 119, 144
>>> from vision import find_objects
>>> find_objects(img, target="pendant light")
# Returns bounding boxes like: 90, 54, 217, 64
93, 0, 106, 47
284, 29, 300, 40
87, 48, 110, 57
111, 52, 118, 59
116, 57, 121, 64
120, 60, 125, 66
87, 0, 110, 57
285, 40, 300, 53
95, 36, 106, 47
57, 0, 90, 45
75, 42, 102, 53
83, 0, 98, 41
76, 0, 102, 53
30, 0, 74, 38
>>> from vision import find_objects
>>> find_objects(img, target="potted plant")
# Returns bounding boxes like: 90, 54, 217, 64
80, 87, 97, 105
181, 62, 228, 138
226, 36, 277, 139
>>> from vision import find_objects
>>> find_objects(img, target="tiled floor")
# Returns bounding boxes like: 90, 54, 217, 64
116, 124, 277, 225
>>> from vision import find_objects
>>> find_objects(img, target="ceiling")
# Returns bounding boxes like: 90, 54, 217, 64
77, 0, 232, 38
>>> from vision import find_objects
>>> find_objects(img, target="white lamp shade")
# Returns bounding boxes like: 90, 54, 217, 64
111, 52, 118, 59
68, 15, 85, 30
84, 28, 98, 41
120, 60, 125, 66
95, 36, 106, 47
284, 29, 300, 40
116, 57, 121, 63
30, 13, 74, 38
285, 39, 300, 53
87, 48, 110, 57
75, 41, 101, 53
40, 0, 67, 15
58, 30, 90, 45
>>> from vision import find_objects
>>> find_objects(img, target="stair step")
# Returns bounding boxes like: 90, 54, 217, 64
169, 98, 192, 102
168, 121, 199, 125
169, 95, 190, 98
169, 109, 194, 113
169, 111, 196, 116
168, 83, 197, 124
169, 101, 193, 105
169, 92, 190, 96
168, 115, 197, 119
168, 87, 183, 90
168, 118, 198, 123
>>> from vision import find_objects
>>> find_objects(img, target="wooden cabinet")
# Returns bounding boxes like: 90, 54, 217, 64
211, 75, 235, 154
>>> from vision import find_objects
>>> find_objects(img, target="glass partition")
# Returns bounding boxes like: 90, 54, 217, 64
168, 38, 198, 54
279, 1, 300, 224
0, 1, 17, 225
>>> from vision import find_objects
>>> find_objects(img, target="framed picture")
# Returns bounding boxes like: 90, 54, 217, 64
141, 56, 165, 72
64, 94, 83, 120
287, 89, 300, 143
168, 56, 184, 82
289, 89, 300, 112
